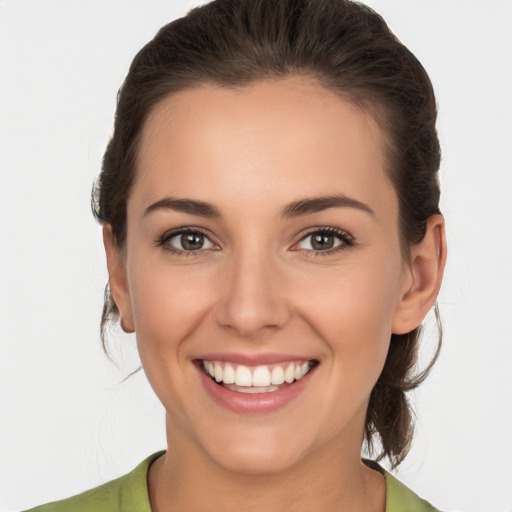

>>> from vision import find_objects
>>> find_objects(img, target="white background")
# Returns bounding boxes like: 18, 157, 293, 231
1, 1, 511, 511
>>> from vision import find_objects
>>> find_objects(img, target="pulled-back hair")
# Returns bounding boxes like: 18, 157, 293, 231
92, 0, 442, 468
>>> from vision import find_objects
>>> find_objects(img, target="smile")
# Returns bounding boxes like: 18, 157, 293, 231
200, 359, 318, 393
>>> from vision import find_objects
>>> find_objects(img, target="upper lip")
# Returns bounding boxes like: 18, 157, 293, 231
196, 352, 317, 366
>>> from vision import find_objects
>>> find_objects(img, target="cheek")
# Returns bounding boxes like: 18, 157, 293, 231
127, 261, 216, 357
125, 261, 221, 418
295, 255, 404, 384
300, 256, 401, 334
306, 281, 397, 438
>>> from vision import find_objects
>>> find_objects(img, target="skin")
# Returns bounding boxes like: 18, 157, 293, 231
104, 77, 446, 512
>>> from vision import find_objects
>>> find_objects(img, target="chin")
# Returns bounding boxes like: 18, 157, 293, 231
209, 443, 305, 475
196, 423, 314, 475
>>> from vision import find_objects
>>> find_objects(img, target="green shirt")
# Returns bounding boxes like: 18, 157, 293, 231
25, 452, 438, 512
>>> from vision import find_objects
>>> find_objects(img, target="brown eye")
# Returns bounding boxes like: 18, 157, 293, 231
295, 228, 353, 253
181, 232, 204, 250
166, 230, 215, 252
310, 233, 335, 250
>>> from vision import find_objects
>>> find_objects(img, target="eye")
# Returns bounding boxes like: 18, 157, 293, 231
157, 228, 216, 254
294, 227, 354, 254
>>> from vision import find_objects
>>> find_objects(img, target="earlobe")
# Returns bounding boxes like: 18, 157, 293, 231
102, 224, 135, 333
392, 214, 447, 335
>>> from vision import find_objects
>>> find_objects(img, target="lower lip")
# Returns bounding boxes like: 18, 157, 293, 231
197, 364, 315, 413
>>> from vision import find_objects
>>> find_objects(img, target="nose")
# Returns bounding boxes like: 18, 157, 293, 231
214, 248, 291, 339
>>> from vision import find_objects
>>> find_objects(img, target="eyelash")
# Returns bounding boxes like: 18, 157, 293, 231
155, 227, 217, 256
155, 226, 355, 257
293, 227, 355, 257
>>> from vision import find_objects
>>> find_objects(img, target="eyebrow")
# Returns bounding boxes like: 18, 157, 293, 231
144, 197, 221, 218
279, 195, 375, 218
143, 194, 374, 219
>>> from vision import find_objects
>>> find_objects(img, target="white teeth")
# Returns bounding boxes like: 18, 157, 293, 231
223, 364, 235, 384
214, 362, 223, 382
295, 362, 310, 381
284, 363, 295, 384
271, 365, 285, 385
235, 365, 253, 387
202, 360, 315, 389
252, 366, 271, 386
224, 384, 280, 393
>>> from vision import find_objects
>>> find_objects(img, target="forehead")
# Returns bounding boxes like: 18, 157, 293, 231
133, 77, 396, 219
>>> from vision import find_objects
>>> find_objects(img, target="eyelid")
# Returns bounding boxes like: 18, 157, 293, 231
155, 225, 354, 256
291, 226, 355, 254
155, 226, 219, 254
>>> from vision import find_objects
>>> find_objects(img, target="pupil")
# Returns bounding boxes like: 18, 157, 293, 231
312, 234, 334, 250
182, 233, 204, 250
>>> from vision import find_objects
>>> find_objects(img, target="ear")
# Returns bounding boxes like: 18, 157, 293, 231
102, 224, 135, 333
392, 214, 447, 335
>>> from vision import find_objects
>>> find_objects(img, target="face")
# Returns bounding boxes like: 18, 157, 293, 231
111, 78, 414, 474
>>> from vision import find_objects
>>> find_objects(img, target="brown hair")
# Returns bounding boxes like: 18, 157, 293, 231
92, 0, 442, 468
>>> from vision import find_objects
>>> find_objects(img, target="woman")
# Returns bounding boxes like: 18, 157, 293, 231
26, 0, 446, 510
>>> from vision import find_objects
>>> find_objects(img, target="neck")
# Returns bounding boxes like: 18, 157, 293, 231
148, 417, 386, 512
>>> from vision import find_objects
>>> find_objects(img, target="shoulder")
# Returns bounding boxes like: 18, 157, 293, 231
384, 471, 439, 512
23, 452, 164, 512
24, 480, 123, 512
364, 459, 440, 512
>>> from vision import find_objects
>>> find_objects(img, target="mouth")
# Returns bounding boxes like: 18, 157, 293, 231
197, 359, 319, 394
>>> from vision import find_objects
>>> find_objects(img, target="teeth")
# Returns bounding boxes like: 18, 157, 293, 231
224, 384, 280, 393
285, 363, 295, 383
235, 365, 252, 387
252, 366, 271, 387
271, 365, 285, 385
201, 360, 314, 389
214, 362, 223, 382
223, 364, 235, 384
